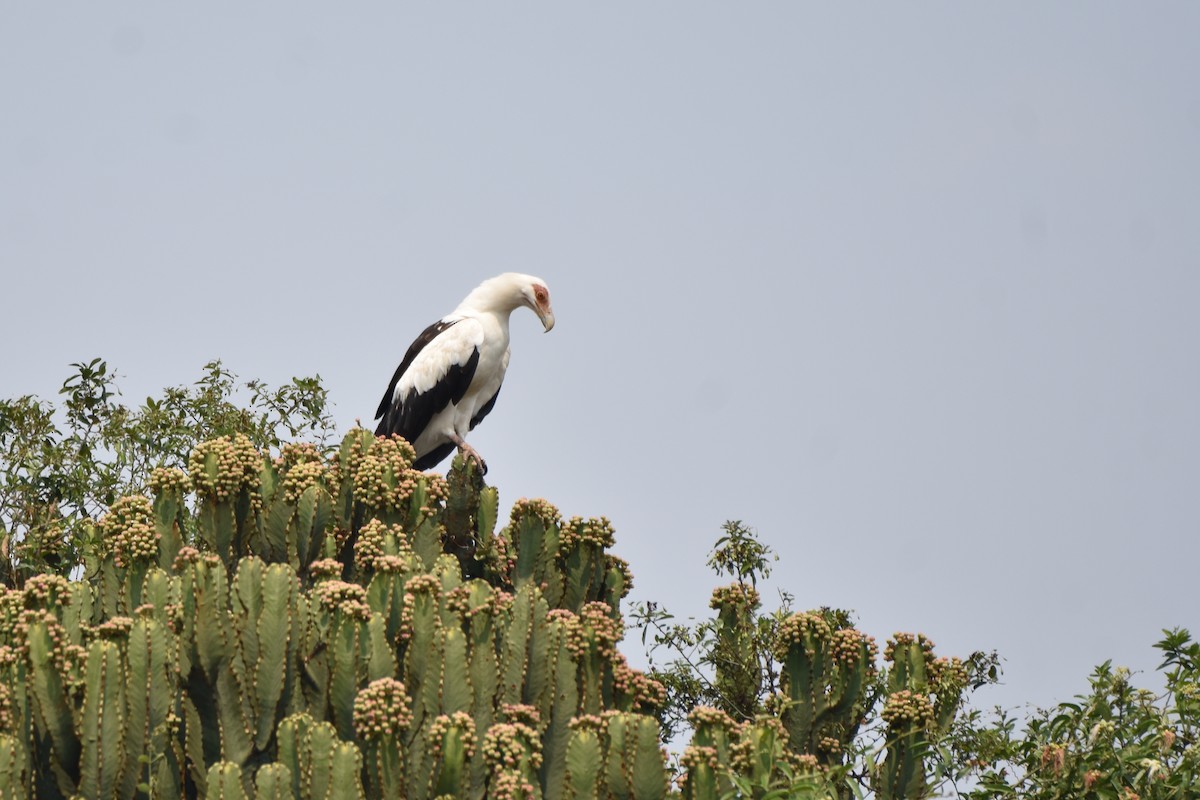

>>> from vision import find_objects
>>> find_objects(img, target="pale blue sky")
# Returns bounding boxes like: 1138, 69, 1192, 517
3, 3, 1198, 717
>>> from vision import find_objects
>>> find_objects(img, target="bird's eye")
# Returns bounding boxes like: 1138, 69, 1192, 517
535, 287, 547, 302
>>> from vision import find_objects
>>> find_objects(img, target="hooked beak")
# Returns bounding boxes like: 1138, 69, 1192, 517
538, 307, 555, 333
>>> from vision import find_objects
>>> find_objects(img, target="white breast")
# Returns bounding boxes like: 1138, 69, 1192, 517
409, 312, 510, 455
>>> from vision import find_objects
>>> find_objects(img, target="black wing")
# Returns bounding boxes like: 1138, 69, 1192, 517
375, 320, 455, 423
413, 442, 457, 471
374, 319, 481, 453
413, 382, 495, 470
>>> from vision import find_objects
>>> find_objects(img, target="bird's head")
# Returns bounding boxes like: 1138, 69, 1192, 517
520, 278, 555, 333
463, 273, 556, 331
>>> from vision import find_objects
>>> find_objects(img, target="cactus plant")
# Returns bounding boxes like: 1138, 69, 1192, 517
0, 428, 670, 799
0, 734, 27, 800
872, 633, 971, 800
774, 611, 877, 767
0, 362, 1017, 800
708, 583, 764, 724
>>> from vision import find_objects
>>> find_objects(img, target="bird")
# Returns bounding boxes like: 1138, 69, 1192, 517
374, 273, 555, 473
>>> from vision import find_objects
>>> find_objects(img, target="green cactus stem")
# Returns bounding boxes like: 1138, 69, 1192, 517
190, 434, 264, 570
79, 639, 125, 800
709, 583, 764, 724
0, 431, 676, 800
0, 734, 27, 800
204, 761, 248, 800
877, 689, 936, 799
774, 611, 877, 766
122, 616, 174, 799
603, 713, 669, 800
354, 678, 410, 800
428, 712, 476, 798
26, 614, 81, 793
683, 707, 737, 800
564, 723, 603, 800
252, 763, 292, 800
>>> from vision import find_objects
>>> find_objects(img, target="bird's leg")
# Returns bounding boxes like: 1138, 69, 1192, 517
448, 433, 488, 476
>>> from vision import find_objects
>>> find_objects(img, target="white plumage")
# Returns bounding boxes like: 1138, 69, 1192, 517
374, 273, 555, 472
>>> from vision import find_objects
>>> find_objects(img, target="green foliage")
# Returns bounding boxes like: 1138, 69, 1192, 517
0, 360, 336, 584
632, 522, 997, 798
5, 365, 1193, 800
635, 524, 1198, 799
0, 365, 668, 798
963, 628, 1200, 800
631, 522, 782, 738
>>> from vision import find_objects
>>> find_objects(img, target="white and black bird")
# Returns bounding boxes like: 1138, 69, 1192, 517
374, 273, 555, 473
